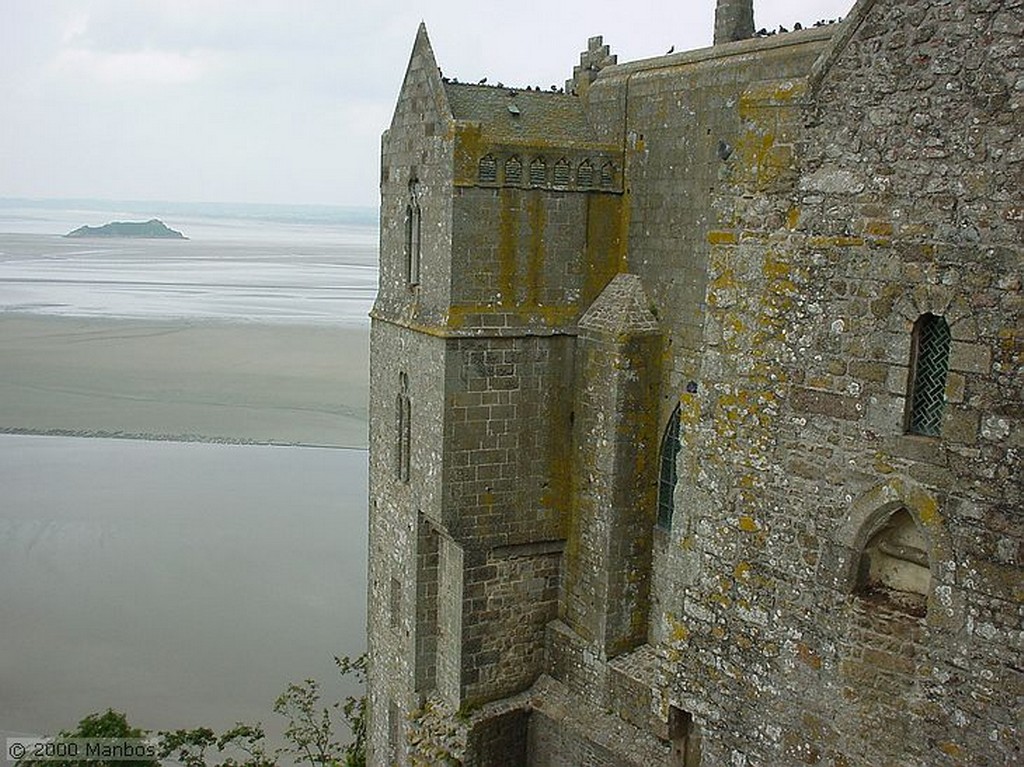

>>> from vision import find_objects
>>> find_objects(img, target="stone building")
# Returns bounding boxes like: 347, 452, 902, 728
366, 0, 1022, 763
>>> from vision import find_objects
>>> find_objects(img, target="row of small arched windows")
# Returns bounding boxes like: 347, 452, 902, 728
478, 154, 616, 189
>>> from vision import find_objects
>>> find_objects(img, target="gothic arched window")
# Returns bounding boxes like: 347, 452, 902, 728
396, 372, 411, 482
905, 313, 951, 436
505, 156, 522, 185
478, 154, 497, 183
529, 157, 547, 186
657, 405, 682, 529
577, 160, 594, 188
553, 158, 571, 187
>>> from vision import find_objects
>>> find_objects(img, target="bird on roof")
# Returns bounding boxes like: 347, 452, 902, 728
779, 24, 788, 33
666, 45, 674, 54
794, 22, 802, 30
478, 77, 487, 84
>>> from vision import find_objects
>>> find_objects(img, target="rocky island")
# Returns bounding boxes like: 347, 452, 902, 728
65, 219, 187, 239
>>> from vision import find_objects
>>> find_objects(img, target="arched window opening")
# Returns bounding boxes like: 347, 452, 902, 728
478, 154, 497, 183
405, 180, 421, 287
577, 160, 594, 188
906, 313, 950, 436
657, 405, 682, 530
505, 156, 522, 185
529, 157, 547, 186
553, 158, 571, 187
600, 162, 615, 188
856, 508, 930, 616
396, 372, 411, 482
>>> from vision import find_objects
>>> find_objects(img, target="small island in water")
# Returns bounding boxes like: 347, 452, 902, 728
65, 219, 187, 239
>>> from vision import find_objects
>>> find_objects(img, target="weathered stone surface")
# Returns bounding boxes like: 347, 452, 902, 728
368, 2, 1023, 765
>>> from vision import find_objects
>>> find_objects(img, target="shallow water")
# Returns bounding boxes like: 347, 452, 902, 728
0, 233, 376, 326
0, 201, 374, 744
0, 435, 367, 740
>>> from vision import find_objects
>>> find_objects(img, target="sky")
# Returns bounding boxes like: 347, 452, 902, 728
0, 0, 855, 208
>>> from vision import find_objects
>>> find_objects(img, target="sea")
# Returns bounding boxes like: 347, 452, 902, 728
0, 198, 377, 748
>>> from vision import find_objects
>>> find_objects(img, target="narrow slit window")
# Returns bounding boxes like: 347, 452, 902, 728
657, 405, 682, 530
906, 313, 951, 436
478, 154, 497, 183
397, 372, 411, 482
505, 156, 522, 185
406, 180, 421, 286
600, 162, 615, 188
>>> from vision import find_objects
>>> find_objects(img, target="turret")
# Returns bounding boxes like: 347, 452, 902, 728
714, 0, 754, 44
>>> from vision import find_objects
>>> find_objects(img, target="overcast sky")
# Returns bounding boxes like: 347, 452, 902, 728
0, 0, 854, 208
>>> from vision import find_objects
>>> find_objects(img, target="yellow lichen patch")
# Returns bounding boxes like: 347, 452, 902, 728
667, 614, 690, 643
526, 194, 546, 307
865, 219, 893, 237
938, 742, 963, 758
910, 487, 941, 527
711, 268, 738, 289
679, 535, 695, 552
873, 457, 895, 474
738, 515, 759, 532
734, 561, 752, 581
796, 642, 823, 671
786, 206, 801, 230
762, 254, 791, 281
808, 235, 865, 248
708, 230, 738, 245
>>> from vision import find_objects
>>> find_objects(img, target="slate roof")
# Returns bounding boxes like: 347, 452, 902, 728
443, 82, 597, 146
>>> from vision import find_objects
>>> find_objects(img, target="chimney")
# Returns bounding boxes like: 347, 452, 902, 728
714, 0, 754, 44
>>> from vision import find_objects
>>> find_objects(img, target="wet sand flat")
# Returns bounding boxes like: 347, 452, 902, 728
0, 315, 368, 448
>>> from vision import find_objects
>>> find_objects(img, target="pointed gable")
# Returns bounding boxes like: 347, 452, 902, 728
388, 23, 453, 136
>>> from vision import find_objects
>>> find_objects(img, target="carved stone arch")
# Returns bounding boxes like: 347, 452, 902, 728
832, 477, 953, 611
890, 282, 979, 342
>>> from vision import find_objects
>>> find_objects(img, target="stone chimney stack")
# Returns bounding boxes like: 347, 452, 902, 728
714, 0, 754, 44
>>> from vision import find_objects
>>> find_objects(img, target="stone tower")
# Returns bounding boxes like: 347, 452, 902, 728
713, 0, 754, 44
368, 1, 1023, 764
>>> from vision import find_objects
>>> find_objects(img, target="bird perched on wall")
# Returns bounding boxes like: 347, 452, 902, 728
666, 45, 674, 54
478, 77, 487, 84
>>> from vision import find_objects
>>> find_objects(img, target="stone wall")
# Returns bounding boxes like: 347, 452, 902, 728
369, 2, 1022, 764
652, 0, 1023, 764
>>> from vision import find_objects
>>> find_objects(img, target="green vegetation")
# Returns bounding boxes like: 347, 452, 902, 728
17, 655, 365, 767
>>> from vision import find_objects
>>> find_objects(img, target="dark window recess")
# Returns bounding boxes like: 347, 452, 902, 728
478, 154, 497, 183
657, 405, 682, 529
505, 157, 522, 185
397, 372, 411, 482
906, 313, 951, 436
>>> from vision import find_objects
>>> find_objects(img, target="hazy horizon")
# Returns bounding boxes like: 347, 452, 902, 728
1, 0, 856, 207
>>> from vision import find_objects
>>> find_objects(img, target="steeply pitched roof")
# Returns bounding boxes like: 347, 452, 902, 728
443, 82, 596, 146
